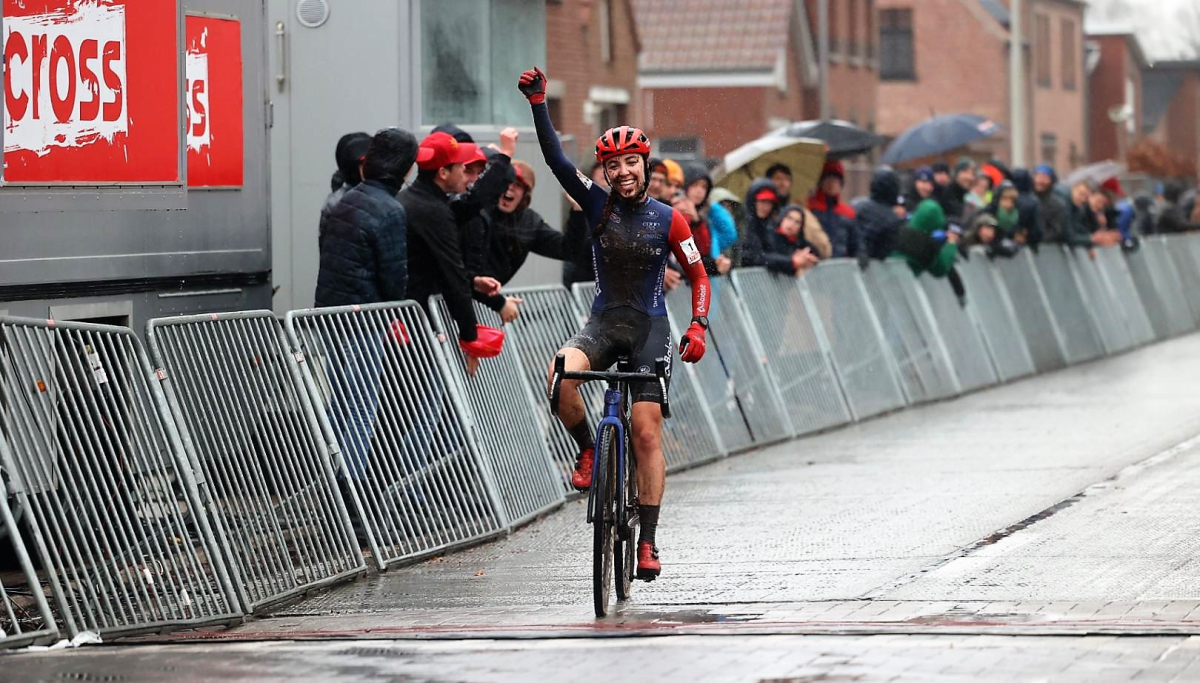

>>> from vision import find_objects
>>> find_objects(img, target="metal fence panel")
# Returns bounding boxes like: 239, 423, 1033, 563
1069, 249, 1134, 354
285, 303, 506, 570
428, 298, 565, 526
1145, 236, 1196, 337
957, 251, 1037, 382
0, 478, 58, 649
803, 260, 908, 420
516, 286, 724, 474
919, 274, 998, 393
1093, 246, 1157, 347
579, 283, 756, 455
992, 250, 1069, 373
861, 261, 959, 402
1160, 235, 1200, 330
0, 317, 240, 638
146, 312, 365, 613
667, 278, 793, 447
1031, 246, 1106, 363
730, 269, 851, 435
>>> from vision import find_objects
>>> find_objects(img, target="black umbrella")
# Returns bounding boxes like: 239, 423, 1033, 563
771, 119, 885, 159
880, 114, 1001, 165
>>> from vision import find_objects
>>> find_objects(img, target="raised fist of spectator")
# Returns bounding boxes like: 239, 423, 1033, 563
715, 255, 732, 275
499, 127, 519, 157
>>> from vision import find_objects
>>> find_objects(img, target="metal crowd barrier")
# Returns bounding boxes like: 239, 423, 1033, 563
0, 478, 58, 648
667, 278, 793, 447
527, 285, 724, 474
1031, 246, 1105, 364
993, 250, 1069, 372
803, 260, 907, 420
627, 282, 754, 454
919, 274, 999, 393
0, 316, 240, 638
1069, 249, 1135, 354
429, 298, 565, 526
285, 303, 506, 570
498, 286, 604, 490
1146, 237, 1197, 337
862, 261, 959, 403
146, 312, 365, 612
730, 269, 852, 435
956, 252, 1037, 382
1127, 237, 1193, 339
1163, 234, 1200, 329
1093, 246, 1157, 348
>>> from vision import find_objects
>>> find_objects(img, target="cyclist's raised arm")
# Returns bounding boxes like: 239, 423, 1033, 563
519, 67, 606, 216
668, 209, 711, 319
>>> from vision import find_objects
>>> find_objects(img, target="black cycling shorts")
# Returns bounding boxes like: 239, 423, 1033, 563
564, 307, 673, 404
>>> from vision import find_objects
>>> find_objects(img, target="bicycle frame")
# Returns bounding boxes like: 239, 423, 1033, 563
587, 384, 629, 526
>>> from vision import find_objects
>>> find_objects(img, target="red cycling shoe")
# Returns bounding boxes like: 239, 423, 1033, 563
636, 541, 661, 581
570, 448, 594, 492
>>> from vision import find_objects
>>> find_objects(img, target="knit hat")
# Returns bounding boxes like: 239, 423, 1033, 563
1101, 177, 1124, 197
819, 160, 845, 181
662, 159, 685, 186
953, 156, 976, 175
1034, 164, 1054, 179
914, 166, 935, 183
754, 187, 780, 203
931, 162, 951, 176
708, 187, 740, 206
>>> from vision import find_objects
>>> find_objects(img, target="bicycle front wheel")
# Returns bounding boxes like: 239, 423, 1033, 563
593, 425, 616, 617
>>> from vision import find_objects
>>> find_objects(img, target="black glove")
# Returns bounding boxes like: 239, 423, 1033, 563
518, 67, 547, 105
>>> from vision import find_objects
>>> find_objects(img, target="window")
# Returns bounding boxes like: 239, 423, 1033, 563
1061, 18, 1077, 90
866, 0, 877, 62
658, 137, 703, 162
879, 9, 914, 80
830, 0, 840, 56
599, 0, 612, 64
1035, 13, 1051, 87
421, 0, 546, 125
848, 0, 860, 59
1040, 132, 1057, 167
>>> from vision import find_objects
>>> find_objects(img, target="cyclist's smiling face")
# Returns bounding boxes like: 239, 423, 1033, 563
604, 153, 645, 200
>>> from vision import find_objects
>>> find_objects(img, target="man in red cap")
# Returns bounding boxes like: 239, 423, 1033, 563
399, 131, 501, 376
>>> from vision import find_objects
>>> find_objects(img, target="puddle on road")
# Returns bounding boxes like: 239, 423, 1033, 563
611, 608, 764, 626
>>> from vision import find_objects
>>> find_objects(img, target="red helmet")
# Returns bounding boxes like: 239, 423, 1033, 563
595, 126, 651, 164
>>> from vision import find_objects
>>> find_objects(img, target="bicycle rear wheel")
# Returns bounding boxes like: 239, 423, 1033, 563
593, 426, 616, 617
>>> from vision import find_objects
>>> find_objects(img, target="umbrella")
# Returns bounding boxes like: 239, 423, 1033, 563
769, 119, 885, 159
880, 114, 1001, 165
1063, 160, 1126, 188
712, 135, 827, 201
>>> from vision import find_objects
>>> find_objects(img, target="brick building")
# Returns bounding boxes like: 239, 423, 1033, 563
876, 0, 1087, 171
632, 0, 879, 163
545, 0, 642, 163
1084, 29, 1147, 163
1141, 60, 1200, 175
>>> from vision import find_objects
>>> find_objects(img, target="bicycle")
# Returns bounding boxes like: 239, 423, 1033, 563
549, 352, 671, 617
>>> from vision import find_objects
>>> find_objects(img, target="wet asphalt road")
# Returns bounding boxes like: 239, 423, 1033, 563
10, 333, 1200, 681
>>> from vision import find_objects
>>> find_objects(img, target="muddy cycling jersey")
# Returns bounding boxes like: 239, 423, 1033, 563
531, 102, 710, 319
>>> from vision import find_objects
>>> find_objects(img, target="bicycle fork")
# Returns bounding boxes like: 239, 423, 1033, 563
586, 388, 625, 526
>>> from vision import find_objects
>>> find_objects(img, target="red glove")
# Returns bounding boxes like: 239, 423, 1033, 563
679, 323, 706, 363
518, 67, 547, 105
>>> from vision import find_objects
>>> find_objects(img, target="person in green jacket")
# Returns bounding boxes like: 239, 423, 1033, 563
892, 198, 959, 277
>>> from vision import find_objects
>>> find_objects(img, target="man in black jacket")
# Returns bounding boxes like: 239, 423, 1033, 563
857, 168, 906, 261
316, 128, 416, 308
314, 127, 418, 482
1033, 165, 1068, 244
324, 132, 371, 218
400, 132, 500, 376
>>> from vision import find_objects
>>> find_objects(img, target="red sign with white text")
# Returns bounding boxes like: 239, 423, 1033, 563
185, 15, 242, 187
2, 0, 179, 183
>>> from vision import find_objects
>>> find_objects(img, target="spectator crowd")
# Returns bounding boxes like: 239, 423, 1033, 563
314, 118, 1200, 377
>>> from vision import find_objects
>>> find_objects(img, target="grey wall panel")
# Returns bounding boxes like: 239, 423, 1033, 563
0, 1, 271, 288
